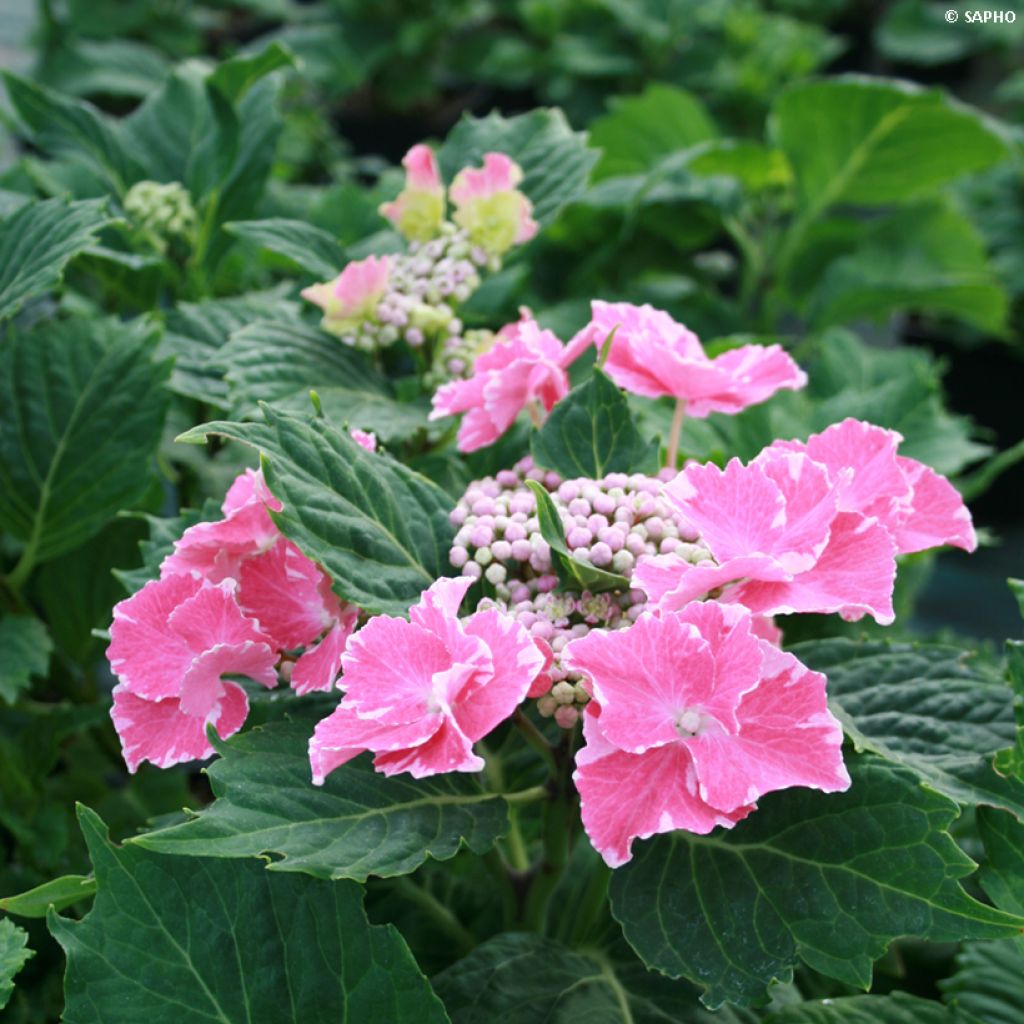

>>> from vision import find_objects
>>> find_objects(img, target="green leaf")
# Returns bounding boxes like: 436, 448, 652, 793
977, 808, 1024, 922
158, 289, 299, 406
765, 992, 957, 1023
133, 719, 509, 881
589, 84, 717, 180
1009, 578, 1024, 620
0, 197, 116, 321
525, 481, 630, 594
225, 218, 346, 278
994, 638, 1024, 779
218, 319, 428, 444
433, 932, 753, 1024
941, 938, 1024, 1024
439, 108, 599, 228
0, 874, 96, 918
531, 368, 659, 479
807, 202, 1008, 334
0, 918, 33, 1011
50, 806, 451, 1023
178, 404, 453, 616
208, 41, 295, 103
1, 71, 137, 191
0, 613, 53, 704
609, 754, 1023, 1009
794, 638, 1024, 819
771, 76, 1011, 217
684, 140, 793, 193
0, 317, 170, 577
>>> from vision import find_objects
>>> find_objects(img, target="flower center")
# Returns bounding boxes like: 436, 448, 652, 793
674, 709, 703, 737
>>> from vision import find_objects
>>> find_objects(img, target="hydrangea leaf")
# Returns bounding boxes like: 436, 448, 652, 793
525, 480, 630, 594
807, 202, 1008, 335
940, 938, 1024, 1024
132, 720, 509, 881
217, 319, 429, 444
794, 638, 1024, 818
225, 218, 347, 279
0, 613, 53, 705
177, 403, 453, 616
589, 84, 717, 180
976, 807, 1024, 922
0, 874, 96, 918
0, 317, 170, 576
765, 992, 957, 1024
531, 368, 660, 479
438, 108, 598, 228
609, 754, 1023, 1009
0, 918, 33, 1011
0, 197, 116, 321
50, 806, 450, 1024
158, 289, 300, 406
433, 932, 758, 1024
771, 76, 1010, 216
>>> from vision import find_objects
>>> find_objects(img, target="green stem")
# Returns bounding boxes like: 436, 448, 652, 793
513, 710, 557, 774
567, 861, 610, 948
391, 877, 476, 956
665, 398, 686, 471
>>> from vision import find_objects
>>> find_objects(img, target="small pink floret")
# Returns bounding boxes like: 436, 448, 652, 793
563, 603, 848, 866
429, 315, 587, 451
571, 301, 806, 416
308, 576, 547, 782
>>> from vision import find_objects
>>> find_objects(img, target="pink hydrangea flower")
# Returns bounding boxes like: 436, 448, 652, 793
450, 153, 538, 256
379, 144, 445, 242
762, 418, 976, 555
309, 576, 547, 782
563, 602, 849, 867
571, 301, 806, 417
108, 575, 278, 771
161, 469, 357, 694
301, 255, 391, 337
634, 450, 898, 624
430, 314, 590, 452
350, 428, 378, 452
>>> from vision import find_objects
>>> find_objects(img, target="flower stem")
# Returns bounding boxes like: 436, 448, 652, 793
390, 877, 476, 956
666, 398, 686, 471
513, 710, 557, 774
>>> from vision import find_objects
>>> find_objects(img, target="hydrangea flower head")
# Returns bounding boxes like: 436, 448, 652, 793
572, 301, 806, 416
635, 449, 898, 624
301, 254, 392, 337
309, 576, 547, 782
430, 313, 589, 452
563, 601, 849, 866
108, 575, 278, 771
450, 153, 538, 256
379, 144, 445, 242
763, 418, 976, 555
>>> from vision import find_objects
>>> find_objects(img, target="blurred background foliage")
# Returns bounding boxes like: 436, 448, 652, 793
0, 1, 1023, 1019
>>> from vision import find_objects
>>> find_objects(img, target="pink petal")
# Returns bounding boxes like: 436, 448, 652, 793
688, 644, 849, 813
526, 638, 555, 698
222, 468, 282, 516
563, 614, 717, 753
339, 616, 452, 724
349, 428, 378, 452
308, 703, 442, 784
666, 456, 833, 572
456, 609, 546, 740
734, 512, 897, 624
893, 456, 976, 554
633, 554, 784, 611
178, 641, 277, 718
291, 614, 357, 695
750, 615, 783, 646
160, 502, 278, 582
574, 714, 750, 868
107, 574, 203, 700
373, 716, 484, 778
111, 681, 249, 773
449, 152, 523, 205
238, 540, 330, 649
168, 579, 273, 652
688, 344, 807, 418
402, 143, 441, 192
409, 576, 475, 637
766, 419, 910, 525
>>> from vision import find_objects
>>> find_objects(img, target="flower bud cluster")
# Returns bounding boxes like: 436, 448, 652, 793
339, 225, 486, 351
123, 180, 196, 252
449, 456, 713, 726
